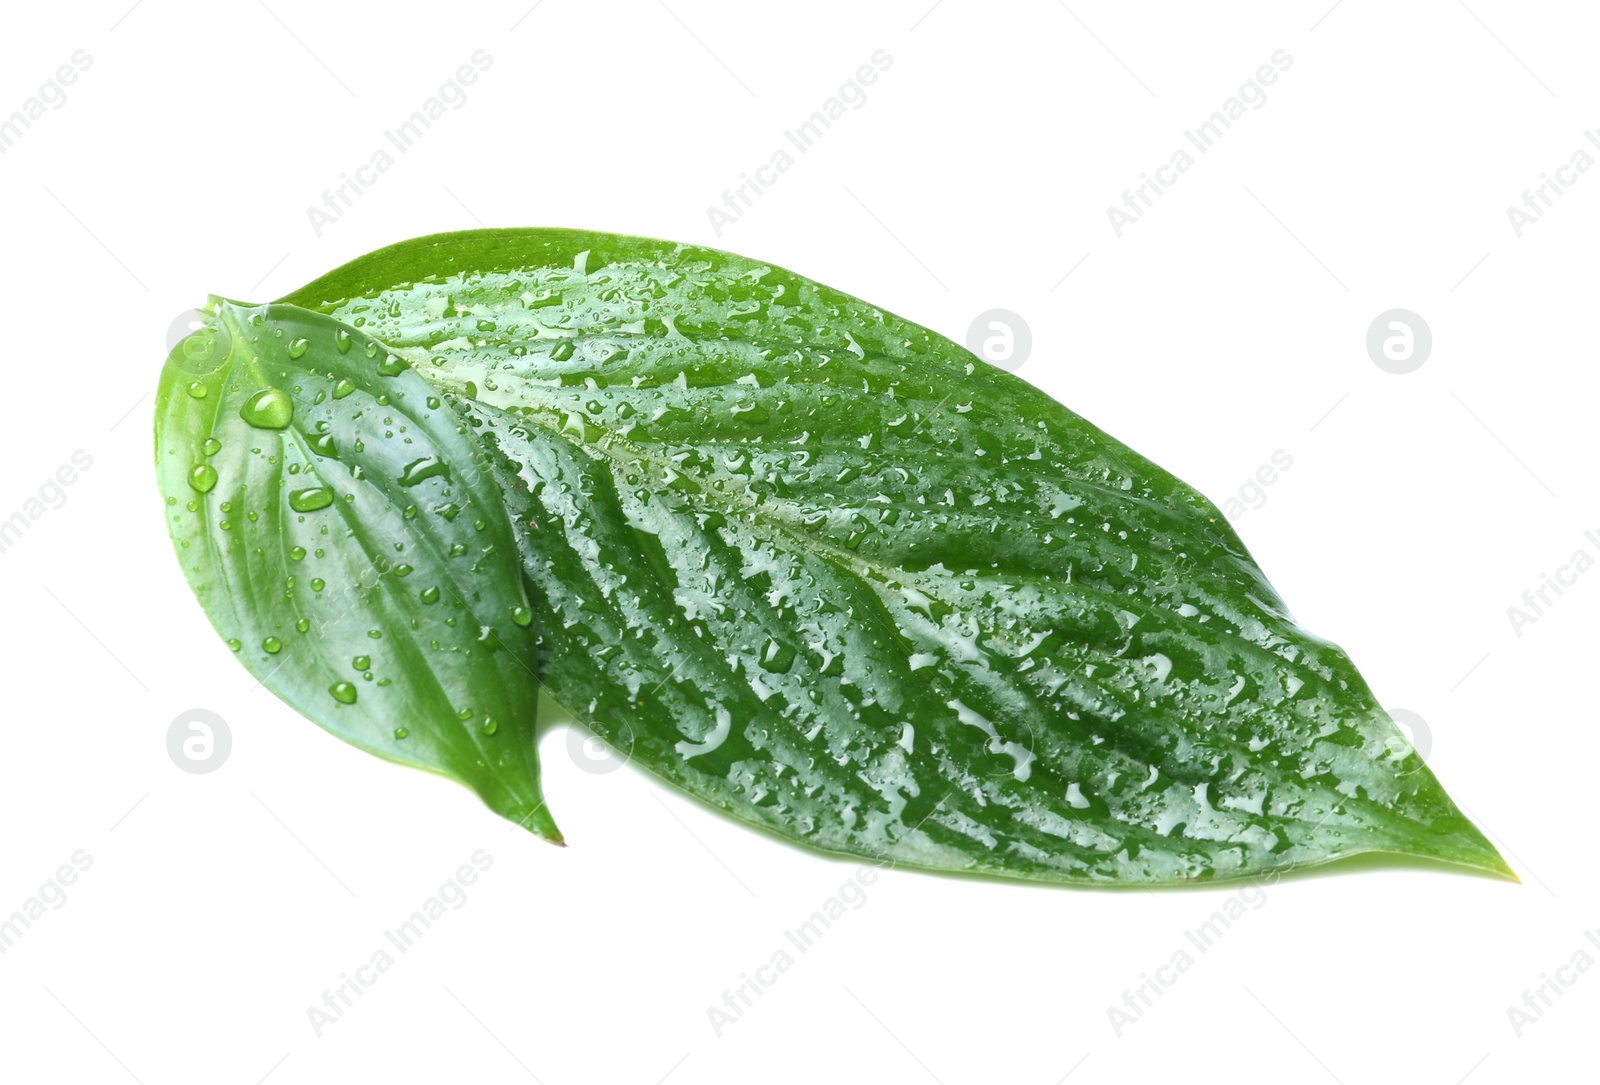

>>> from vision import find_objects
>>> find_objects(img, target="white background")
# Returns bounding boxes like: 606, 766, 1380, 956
0, 1, 1592, 1081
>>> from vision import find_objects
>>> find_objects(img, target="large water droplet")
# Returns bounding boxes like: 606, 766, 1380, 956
287, 337, 310, 359
329, 681, 358, 704
188, 464, 218, 493
241, 388, 294, 429
289, 487, 334, 512
759, 639, 797, 674
398, 457, 451, 487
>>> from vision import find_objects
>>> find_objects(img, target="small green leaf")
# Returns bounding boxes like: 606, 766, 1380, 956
256, 228, 1510, 885
155, 298, 558, 841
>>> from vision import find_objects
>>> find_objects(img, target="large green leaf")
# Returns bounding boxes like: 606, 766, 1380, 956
257, 228, 1511, 885
155, 297, 559, 840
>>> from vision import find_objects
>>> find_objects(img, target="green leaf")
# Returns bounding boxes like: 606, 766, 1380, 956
154, 297, 559, 841
160, 227, 1508, 886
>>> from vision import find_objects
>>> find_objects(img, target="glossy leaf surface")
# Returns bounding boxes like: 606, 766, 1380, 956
256, 228, 1511, 885
155, 298, 558, 840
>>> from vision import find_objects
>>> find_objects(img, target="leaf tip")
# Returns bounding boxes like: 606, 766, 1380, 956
504, 800, 564, 846
1435, 819, 1519, 883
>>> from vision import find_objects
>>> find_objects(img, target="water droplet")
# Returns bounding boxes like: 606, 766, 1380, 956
186, 381, 208, 399
329, 681, 358, 704
511, 606, 532, 627
310, 577, 326, 592
482, 717, 499, 735
241, 388, 294, 429
335, 328, 353, 354
394, 564, 414, 577
759, 639, 797, 674
376, 354, 406, 377
226, 638, 241, 652
295, 618, 311, 633
393, 726, 409, 739
332, 379, 356, 400
262, 636, 283, 654
188, 464, 218, 493
550, 339, 575, 361
398, 457, 451, 487
289, 487, 334, 512
353, 655, 371, 670
289, 546, 306, 561
202, 437, 222, 456
420, 586, 440, 604
287, 337, 310, 359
